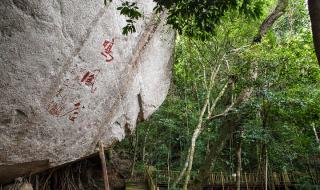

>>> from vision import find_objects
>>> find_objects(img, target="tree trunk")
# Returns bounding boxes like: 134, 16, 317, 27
194, 116, 240, 189
173, 149, 191, 187
130, 129, 139, 177
308, 0, 320, 65
236, 130, 243, 190
181, 83, 213, 189
264, 148, 268, 190
174, 65, 222, 188
182, 80, 231, 190
312, 122, 320, 150
195, 65, 257, 189
142, 126, 150, 164
167, 147, 171, 190
312, 122, 319, 144
261, 100, 270, 190
182, 126, 202, 190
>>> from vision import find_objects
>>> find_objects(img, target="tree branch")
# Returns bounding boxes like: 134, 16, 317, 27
208, 103, 235, 121
253, 0, 289, 43
207, 81, 230, 119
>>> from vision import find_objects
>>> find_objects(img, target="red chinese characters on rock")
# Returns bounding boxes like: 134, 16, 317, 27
101, 38, 114, 63
47, 90, 67, 117
48, 101, 65, 117
47, 67, 101, 123
80, 69, 100, 93
62, 101, 82, 122
48, 98, 83, 123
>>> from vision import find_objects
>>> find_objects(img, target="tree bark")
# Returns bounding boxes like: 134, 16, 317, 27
253, 0, 289, 43
308, 0, 320, 65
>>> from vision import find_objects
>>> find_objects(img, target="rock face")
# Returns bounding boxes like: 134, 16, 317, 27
0, 0, 175, 183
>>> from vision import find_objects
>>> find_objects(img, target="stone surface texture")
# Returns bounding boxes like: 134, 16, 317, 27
0, 0, 175, 183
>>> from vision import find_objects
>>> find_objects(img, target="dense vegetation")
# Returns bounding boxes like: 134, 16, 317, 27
114, 0, 320, 65
113, 0, 320, 189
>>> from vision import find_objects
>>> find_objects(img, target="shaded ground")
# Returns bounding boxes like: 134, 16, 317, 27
1, 150, 131, 190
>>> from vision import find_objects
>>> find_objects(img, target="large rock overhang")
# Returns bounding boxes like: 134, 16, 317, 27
0, 0, 175, 183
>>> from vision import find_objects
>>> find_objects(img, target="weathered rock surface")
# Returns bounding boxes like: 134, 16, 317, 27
0, 0, 175, 183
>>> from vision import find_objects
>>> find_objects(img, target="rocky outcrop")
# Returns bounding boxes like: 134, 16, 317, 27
0, 0, 175, 183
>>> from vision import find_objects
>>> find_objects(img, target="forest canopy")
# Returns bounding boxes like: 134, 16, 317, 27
112, 0, 320, 65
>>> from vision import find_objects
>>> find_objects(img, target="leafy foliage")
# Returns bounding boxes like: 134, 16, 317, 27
105, 1, 142, 35
154, 0, 265, 39
107, 0, 265, 38
116, 2, 142, 35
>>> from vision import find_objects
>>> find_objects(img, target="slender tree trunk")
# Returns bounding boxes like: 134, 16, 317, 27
183, 125, 203, 190
182, 80, 231, 190
173, 65, 222, 188
261, 100, 270, 190
195, 64, 257, 189
311, 122, 320, 150
312, 122, 319, 143
264, 148, 268, 190
167, 147, 171, 190
194, 117, 240, 189
236, 130, 243, 190
142, 126, 150, 164
196, 86, 257, 188
308, 0, 320, 65
173, 149, 191, 187
182, 81, 214, 189
131, 129, 139, 177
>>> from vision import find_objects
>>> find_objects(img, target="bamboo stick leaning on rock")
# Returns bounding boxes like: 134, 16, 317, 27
99, 141, 110, 190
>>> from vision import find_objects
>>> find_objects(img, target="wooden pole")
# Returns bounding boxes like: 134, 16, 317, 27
99, 141, 110, 190
35, 175, 39, 190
